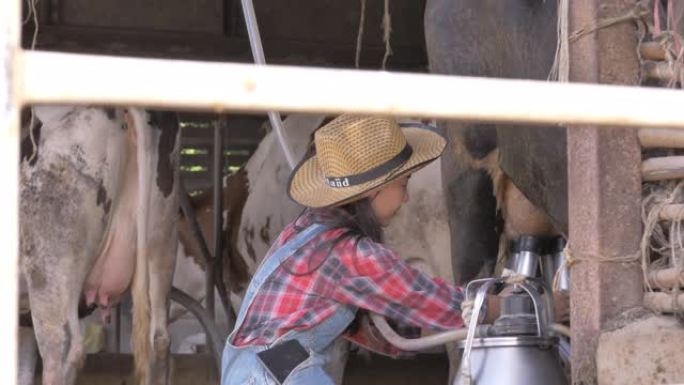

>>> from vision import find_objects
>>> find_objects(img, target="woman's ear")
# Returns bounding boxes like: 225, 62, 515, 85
367, 190, 381, 202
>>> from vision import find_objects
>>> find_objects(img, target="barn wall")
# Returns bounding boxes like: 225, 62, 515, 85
25, 0, 427, 68
61, 0, 224, 33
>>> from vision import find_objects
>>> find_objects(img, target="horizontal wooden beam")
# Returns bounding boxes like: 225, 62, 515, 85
20, 51, 684, 128
639, 128, 684, 148
180, 154, 250, 167
659, 204, 684, 221
639, 42, 667, 61
642, 156, 684, 181
180, 138, 258, 151
644, 292, 684, 313
642, 60, 684, 83
648, 267, 684, 289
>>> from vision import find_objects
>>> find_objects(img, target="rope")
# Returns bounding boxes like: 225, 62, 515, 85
549, 0, 569, 81
355, 0, 366, 69
26, 0, 40, 166
552, 245, 640, 292
460, 299, 474, 327
381, 0, 392, 70
569, 2, 650, 43
641, 181, 684, 292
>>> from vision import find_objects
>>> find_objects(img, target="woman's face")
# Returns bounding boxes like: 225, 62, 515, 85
370, 175, 410, 226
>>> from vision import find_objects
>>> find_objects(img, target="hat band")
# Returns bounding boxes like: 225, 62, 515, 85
324, 144, 413, 188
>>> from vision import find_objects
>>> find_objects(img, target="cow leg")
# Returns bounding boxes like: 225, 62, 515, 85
130, 109, 180, 385
439, 123, 501, 284
21, 179, 104, 385
146, 233, 178, 385
18, 327, 37, 385
26, 271, 84, 385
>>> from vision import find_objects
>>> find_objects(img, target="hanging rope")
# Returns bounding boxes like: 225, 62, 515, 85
27, 0, 40, 166
549, 0, 569, 81
381, 0, 392, 70
355, 0, 367, 69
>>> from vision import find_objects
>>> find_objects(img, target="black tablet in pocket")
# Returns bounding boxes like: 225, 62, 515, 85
256, 339, 310, 385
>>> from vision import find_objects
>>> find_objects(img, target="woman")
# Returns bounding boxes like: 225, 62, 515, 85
222, 115, 499, 385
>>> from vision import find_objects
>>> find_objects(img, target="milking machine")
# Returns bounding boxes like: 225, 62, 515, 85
452, 235, 570, 385
453, 277, 566, 385
370, 234, 571, 385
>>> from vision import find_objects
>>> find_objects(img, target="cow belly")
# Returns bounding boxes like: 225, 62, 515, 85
84, 218, 137, 309
84, 146, 139, 311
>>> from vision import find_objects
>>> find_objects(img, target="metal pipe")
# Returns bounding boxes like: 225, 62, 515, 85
170, 287, 224, 371
115, 304, 121, 352
20, 51, 684, 129
178, 182, 235, 327
0, 0, 21, 383
207, 120, 224, 320
239, 0, 296, 169
178, 184, 215, 267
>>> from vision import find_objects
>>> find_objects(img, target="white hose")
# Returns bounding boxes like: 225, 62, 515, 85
550, 323, 572, 338
240, 0, 296, 169
369, 313, 477, 351
369, 315, 571, 351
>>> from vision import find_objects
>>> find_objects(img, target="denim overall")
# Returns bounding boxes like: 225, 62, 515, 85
221, 224, 357, 385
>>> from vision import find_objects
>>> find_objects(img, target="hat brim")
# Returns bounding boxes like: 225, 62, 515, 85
288, 126, 446, 208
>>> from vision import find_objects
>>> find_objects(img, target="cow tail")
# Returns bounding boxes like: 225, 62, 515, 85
129, 108, 153, 384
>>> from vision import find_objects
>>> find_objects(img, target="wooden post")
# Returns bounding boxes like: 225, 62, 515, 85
568, 1, 644, 384
0, 0, 21, 384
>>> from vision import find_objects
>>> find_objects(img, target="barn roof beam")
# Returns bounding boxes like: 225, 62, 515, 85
23, 25, 426, 69
19, 50, 684, 129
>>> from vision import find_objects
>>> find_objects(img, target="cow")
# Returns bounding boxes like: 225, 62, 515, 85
19, 106, 180, 385
425, 0, 563, 285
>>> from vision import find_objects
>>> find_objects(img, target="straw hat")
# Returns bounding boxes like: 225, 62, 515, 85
288, 115, 446, 208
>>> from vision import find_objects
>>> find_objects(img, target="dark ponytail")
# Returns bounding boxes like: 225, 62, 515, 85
284, 197, 384, 276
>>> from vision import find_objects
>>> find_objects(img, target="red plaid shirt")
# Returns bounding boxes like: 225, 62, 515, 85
231, 207, 465, 355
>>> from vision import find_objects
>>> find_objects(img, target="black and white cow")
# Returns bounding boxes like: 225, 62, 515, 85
19, 106, 180, 385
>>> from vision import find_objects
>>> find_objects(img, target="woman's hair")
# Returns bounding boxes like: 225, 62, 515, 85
337, 197, 384, 244
285, 197, 383, 276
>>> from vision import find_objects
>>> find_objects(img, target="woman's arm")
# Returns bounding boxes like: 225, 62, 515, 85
330, 236, 467, 331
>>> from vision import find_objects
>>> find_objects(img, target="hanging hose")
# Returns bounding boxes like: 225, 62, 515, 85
170, 287, 225, 372
550, 323, 572, 338
368, 313, 489, 351
370, 313, 571, 351
240, 0, 297, 169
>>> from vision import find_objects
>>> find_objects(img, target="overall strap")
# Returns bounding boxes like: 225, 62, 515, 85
231, 223, 328, 334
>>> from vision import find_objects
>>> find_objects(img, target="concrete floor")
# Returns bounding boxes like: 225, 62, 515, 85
50, 351, 450, 385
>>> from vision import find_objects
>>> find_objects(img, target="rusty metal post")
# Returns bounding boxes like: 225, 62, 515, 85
568, 1, 643, 384
1, 0, 21, 384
